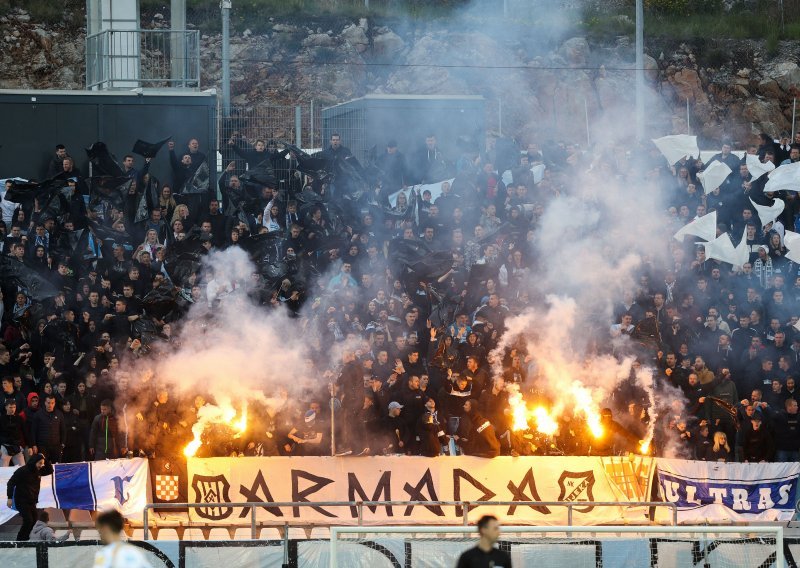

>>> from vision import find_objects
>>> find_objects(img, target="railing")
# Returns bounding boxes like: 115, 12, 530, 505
142, 500, 678, 540
86, 29, 200, 90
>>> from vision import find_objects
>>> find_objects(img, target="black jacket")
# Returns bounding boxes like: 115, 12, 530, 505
0, 414, 25, 447
7, 454, 53, 505
31, 409, 66, 448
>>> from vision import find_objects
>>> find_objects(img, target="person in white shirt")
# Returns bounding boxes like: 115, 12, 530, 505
93, 510, 151, 568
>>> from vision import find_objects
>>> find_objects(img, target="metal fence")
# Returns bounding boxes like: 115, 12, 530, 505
219, 103, 369, 158
86, 29, 201, 90
141, 500, 678, 540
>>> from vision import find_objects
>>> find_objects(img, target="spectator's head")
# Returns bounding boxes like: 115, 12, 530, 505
330, 133, 341, 149
44, 395, 56, 413
476, 515, 500, 544
96, 509, 125, 544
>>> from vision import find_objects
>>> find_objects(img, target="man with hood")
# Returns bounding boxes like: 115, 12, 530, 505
6, 453, 53, 541
19, 392, 40, 449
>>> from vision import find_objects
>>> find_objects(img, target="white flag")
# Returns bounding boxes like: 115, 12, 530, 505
704, 234, 738, 266
746, 153, 776, 182
733, 227, 751, 267
652, 135, 699, 166
697, 161, 732, 194
784, 230, 800, 263
673, 211, 717, 242
765, 161, 800, 193
749, 197, 785, 227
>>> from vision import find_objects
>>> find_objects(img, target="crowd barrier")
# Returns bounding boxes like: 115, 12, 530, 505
0, 535, 799, 568
0, 455, 797, 531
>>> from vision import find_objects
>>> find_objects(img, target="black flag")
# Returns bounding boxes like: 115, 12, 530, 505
132, 137, 171, 159
181, 162, 210, 195
85, 142, 125, 177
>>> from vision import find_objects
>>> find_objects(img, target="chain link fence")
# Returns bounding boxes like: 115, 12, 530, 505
218, 97, 507, 170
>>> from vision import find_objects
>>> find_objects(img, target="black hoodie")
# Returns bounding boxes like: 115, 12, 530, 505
7, 453, 53, 505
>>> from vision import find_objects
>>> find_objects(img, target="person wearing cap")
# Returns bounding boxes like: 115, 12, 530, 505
416, 397, 445, 457
383, 401, 410, 454
753, 245, 773, 289
6, 452, 53, 541
285, 409, 324, 456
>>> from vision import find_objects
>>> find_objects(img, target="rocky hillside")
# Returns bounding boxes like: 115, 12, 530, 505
1, 5, 799, 145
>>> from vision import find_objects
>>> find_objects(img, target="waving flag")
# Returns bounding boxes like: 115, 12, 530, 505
0, 458, 148, 525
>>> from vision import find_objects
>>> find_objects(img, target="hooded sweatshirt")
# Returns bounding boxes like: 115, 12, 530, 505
29, 520, 68, 542
7, 453, 53, 506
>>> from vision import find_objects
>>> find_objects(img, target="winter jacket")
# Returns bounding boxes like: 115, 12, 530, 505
458, 408, 500, 458
0, 413, 25, 448
30, 409, 66, 448
7, 453, 53, 505
89, 413, 120, 457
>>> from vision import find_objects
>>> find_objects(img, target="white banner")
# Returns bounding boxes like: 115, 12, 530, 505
387, 178, 454, 208
187, 456, 655, 525
0, 458, 149, 525
656, 458, 800, 523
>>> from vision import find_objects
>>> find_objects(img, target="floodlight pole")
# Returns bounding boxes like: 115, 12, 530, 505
635, 0, 645, 141
221, 0, 231, 116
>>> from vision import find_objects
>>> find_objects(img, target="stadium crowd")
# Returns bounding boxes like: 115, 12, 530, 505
0, 129, 799, 464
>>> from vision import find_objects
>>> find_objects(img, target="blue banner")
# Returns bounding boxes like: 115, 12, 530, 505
656, 458, 800, 522
52, 462, 96, 510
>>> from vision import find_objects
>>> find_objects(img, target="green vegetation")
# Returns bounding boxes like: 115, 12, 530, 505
0, 0, 83, 25
140, 0, 473, 33
584, 0, 792, 41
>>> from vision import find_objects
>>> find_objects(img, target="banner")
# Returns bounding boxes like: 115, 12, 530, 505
656, 458, 800, 523
187, 456, 655, 525
0, 458, 149, 525
388, 178, 454, 208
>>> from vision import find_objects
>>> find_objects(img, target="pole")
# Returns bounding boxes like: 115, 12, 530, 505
498, 98, 503, 137
171, 0, 186, 86
792, 98, 797, 141
295, 106, 302, 149
310, 100, 315, 149
635, 0, 645, 141
330, 394, 336, 456
584, 98, 590, 148
221, 0, 231, 116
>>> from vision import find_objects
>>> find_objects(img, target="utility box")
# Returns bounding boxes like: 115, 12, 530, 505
0, 89, 217, 183
321, 95, 485, 166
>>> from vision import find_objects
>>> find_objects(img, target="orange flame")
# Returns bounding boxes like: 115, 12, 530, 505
183, 401, 248, 458
531, 406, 558, 436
